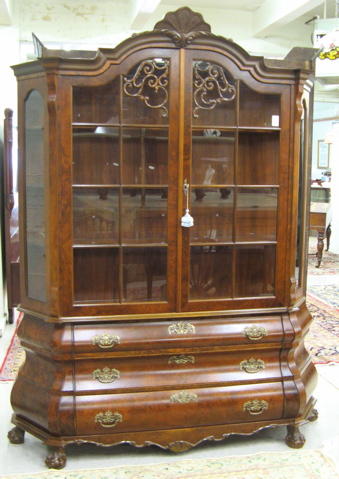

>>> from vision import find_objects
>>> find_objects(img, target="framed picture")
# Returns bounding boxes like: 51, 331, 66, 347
317, 140, 330, 169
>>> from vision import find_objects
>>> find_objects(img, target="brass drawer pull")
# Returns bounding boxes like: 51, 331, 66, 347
243, 325, 268, 341
92, 332, 120, 349
243, 399, 268, 415
170, 390, 197, 404
168, 321, 195, 335
92, 367, 120, 383
168, 354, 195, 365
95, 411, 122, 428
240, 358, 265, 374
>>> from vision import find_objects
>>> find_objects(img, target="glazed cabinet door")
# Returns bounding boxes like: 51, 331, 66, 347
180, 50, 290, 312
64, 50, 181, 316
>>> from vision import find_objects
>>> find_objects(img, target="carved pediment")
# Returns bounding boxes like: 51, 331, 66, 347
153, 7, 215, 48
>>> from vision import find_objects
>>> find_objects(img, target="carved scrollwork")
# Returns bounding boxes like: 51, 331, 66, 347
168, 321, 195, 335
240, 358, 265, 374
95, 411, 122, 428
92, 332, 120, 349
193, 62, 236, 118
168, 354, 195, 365
243, 399, 268, 415
170, 390, 198, 404
123, 59, 169, 117
242, 325, 268, 341
92, 367, 120, 383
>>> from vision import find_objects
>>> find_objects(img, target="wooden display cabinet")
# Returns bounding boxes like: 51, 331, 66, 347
8, 8, 317, 469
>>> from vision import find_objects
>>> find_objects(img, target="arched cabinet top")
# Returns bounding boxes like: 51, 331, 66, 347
12, 7, 316, 84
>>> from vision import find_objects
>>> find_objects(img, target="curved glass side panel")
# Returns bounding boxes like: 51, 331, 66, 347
25, 90, 46, 302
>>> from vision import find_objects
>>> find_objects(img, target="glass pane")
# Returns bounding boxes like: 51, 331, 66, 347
122, 128, 168, 185
192, 130, 235, 185
74, 248, 119, 302
122, 59, 169, 126
73, 127, 120, 185
122, 188, 167, 244
238, 131, 280, 185
191, 189, 234, 243
73, 188, 119, 245
190, 245, 232, 299
73, 78, 120, 124
236, 188, 277, 241
192, 61, 236, 127
123, 247, 167, 302
239, 83, 280, 128
235, 245, 276, 297
25, 90, 46, 302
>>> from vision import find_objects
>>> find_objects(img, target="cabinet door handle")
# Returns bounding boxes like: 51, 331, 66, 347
243, 399, 268, 415
181, 179, 194, 227
168, 321, 195, 335
240, 358, 265, 373
168, 354, 195, 365
92, 332, 120, 349
170, 391, 197, 404
95, 411, 122, 428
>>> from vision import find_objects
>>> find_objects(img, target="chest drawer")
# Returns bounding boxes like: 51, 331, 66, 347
73, 315, 285, 355
75, 382, 284, 435
74, 349, 282, 393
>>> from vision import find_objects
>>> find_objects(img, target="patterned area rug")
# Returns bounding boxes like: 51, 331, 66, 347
0, 450, 338, 479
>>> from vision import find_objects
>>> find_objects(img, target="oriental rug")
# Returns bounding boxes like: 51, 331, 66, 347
0, 449, 337, 479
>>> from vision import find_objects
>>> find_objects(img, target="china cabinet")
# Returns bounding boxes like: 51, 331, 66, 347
8, 8, 318, 469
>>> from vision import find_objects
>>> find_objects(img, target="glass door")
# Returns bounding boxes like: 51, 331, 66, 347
71, 52, 179, 313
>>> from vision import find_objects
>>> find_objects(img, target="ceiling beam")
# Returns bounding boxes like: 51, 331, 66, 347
0, 0, 12, 25
252, 0, 325, 38
130, 0, 162, 30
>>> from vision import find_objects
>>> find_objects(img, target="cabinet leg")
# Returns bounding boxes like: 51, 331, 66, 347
285, 424, 306, 449
308, 408, 319, 422
315, 231, 324, 268
8, 426, 25, 444
45, 447, 67, 470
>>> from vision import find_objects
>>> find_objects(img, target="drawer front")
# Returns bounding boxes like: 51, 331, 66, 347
76, 382, 284, 435
75, 349, 282, 393
73, 316, 284, 354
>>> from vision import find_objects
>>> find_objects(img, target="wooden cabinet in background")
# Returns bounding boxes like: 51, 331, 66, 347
8, 8, 317, 469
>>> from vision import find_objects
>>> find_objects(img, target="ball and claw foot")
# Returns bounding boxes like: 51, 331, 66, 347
285, 424, 306, 449
45, 447, 67, 470
8, 426, 25, 444
308, 408, 319, 422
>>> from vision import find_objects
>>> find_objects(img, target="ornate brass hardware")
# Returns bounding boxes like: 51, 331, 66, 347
240, 358, 265, 374
242, 325, 268, 341
92, 332, 120, 349
168, 321, 195, 335
170, 390, 198, 404
95, 411, 122, 428
168, 354, 195, 365
123, 59, 169, 117
243, 399, 268, 415
92, 367, 120, 383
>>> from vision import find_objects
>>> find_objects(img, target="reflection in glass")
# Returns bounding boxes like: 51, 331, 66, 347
74, 248, 119, 302
192, 130, 235, 185
191, 189, 234, 242
190, 245, 232, 299
73, 127, 120, 185
73, 188, 119, 244
236, 188, 277, 241
122, 189, 167, 244
25, 90, 46, 302
123, 247, 167, 302
122, 128, 168, 185
235, 245, 275, 297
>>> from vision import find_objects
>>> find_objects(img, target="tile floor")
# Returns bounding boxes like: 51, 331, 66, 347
0, 249, 338, 475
